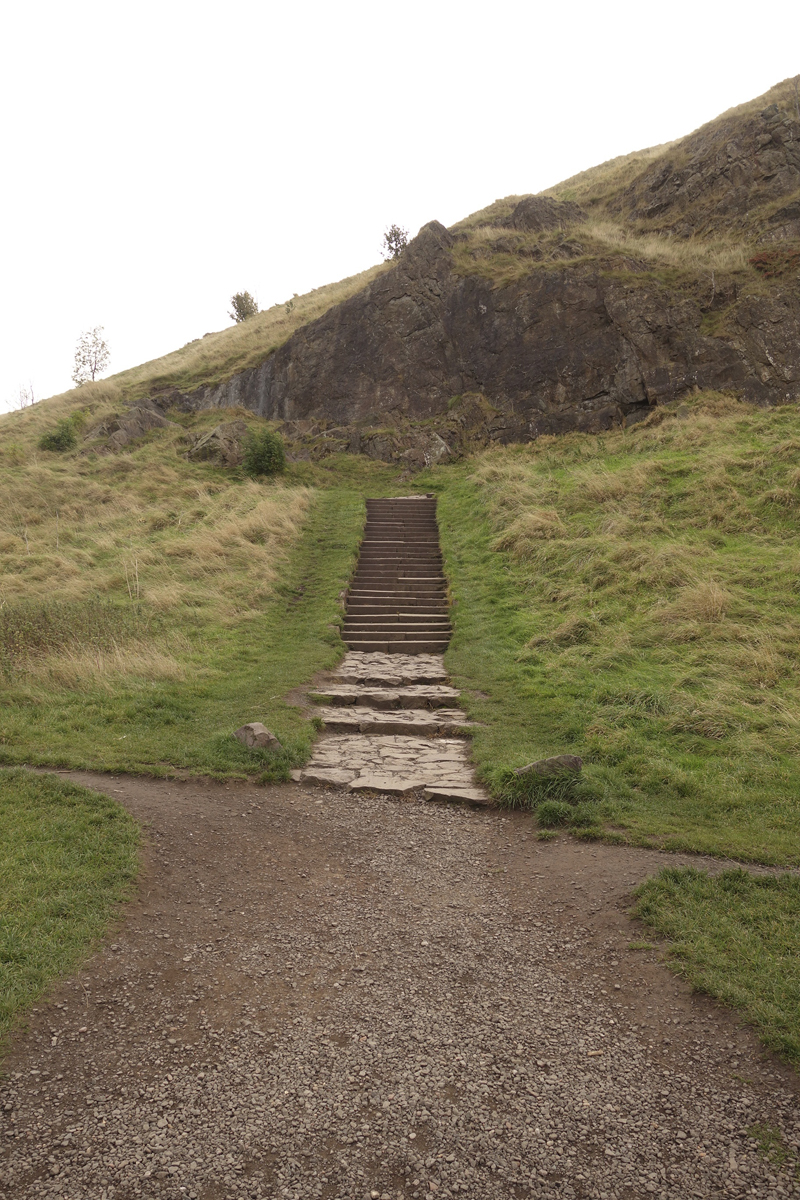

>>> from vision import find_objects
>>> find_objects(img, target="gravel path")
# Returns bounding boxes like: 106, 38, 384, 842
1, 774, 798, 1200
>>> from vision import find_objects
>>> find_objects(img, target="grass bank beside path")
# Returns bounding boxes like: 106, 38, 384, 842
635, 866, 800, 1066
0, 451, 404, 779
0, 769, 139, 1045
428, 393, 800, 866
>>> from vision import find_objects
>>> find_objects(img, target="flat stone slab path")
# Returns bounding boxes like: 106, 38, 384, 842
294, 653, 489, 804
296, 496, 491, 805
3, 772, 797, 1200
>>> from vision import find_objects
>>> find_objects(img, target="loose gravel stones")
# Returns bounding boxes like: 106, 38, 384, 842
1, 777, 797, 1200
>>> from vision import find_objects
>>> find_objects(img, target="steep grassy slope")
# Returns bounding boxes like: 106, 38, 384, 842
429, 393, 800, 865
0, 398, 405, 776
113, 264, 389, 401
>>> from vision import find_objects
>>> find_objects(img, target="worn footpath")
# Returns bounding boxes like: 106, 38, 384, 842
1, 773, 798, 1200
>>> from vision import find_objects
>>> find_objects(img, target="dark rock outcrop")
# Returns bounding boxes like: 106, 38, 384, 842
186, 420, 249, 466
169, 220, 800, 441
610, 105, 800, 238
155, 85, 800, 447
85, 401, 179, 451
502, 195, 588, 233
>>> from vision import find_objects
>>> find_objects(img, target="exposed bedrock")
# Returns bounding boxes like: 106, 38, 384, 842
173, 217, 800, 439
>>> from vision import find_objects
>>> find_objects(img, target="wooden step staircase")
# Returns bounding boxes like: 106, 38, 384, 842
343, 496, 451, 653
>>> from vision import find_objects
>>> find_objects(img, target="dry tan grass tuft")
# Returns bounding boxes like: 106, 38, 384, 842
655, 579, 732, 626
492, 509, 566, 554
22, 643, 188, 689
0, 403, 315, 685
580, 219, 751, 272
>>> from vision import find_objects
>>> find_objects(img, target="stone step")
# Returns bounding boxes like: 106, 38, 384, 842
344, 634, 451, 645
422, 785, 492, 806
348, 597, 448, 604
309, 684, 460, 709
356, 560, 443, 567
348, 597, 446, 606
344, 614, 451, 625
343, 639, 450, 653
345, 628, 453, 638
347, 604, 450, 614
316, 706, 471, 736
351, 574, 446, 582
294, 730, 489, 803
358, 548, 442, 556
332, 652, 449, 685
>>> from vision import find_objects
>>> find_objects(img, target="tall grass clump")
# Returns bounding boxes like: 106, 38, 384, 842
0, 597, 147, 680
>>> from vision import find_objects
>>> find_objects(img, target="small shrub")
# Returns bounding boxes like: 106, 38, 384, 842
242, 429, 286, 477
381, 224, 409, 260
38, 418, 78, 453
537, 799, 574, 828
229, 291, 259, 323
748, 246, 800, 278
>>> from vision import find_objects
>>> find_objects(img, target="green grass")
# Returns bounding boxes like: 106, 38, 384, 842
0, 769, 139, 1043
423, 394, 800, 865
0, 453, 406, 779
635, 866, 800, 1066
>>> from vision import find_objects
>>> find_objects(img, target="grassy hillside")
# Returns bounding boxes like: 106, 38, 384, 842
112, 263, 389, 401
0, 396, 405, 777
429, 392, 800, 866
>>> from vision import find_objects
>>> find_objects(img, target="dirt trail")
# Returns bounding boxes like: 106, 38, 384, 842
1, 772, 798, 1200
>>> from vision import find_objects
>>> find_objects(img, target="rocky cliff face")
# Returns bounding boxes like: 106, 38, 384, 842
610, 101, 800, 240
165, 87, 800, 454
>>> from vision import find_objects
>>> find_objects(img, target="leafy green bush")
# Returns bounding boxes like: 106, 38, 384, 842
536, 799, 574, 828
242, 428, 286, 477
229, 291, 259, 322
38, 418, 78, 452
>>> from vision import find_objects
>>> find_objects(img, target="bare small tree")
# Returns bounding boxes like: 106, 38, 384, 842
229, 291, 259, 323
17, 382, 35, 409
381, 224, 409, 261
72, 327, 110, 385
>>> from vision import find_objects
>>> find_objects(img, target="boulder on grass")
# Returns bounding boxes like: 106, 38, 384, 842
514, 754, 582, 777
234, 722, 282, 750
188, 421, 248, 467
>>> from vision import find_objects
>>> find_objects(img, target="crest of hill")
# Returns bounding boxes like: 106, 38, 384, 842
5, 75, 799, 436
453, 75, 796, 236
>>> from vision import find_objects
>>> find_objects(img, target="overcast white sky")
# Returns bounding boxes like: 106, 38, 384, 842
1, 0, 798, 412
